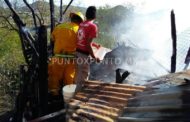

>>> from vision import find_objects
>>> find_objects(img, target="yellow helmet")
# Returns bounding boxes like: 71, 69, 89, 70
70, 12, 85, 22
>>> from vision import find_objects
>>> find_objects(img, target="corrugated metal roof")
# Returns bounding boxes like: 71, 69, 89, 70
68, 70, 190, 122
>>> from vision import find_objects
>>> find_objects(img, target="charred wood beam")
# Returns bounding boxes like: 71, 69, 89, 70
74, 93, 128, 105
20, 27, 39, 56
59, 0, 63, 22
49, 0, 55, 54
85, 81, 146, 90
28, 109, 66, 122
70, 113, 91, 122
69, 99, 125, 120
62, 0, 74, 15
83, 85, 144, 94
171, 10, 177, 73
82, 89, 133, 98
12, 65, 29, 122
116, 68, 130, 84
49, 0, 55, 33
72, 97, 125, 108
69, 99, 120, 113
69, 102, 119, 118
4, 0, 25, 26
4, 0, 39, 65
71, 114, 90, 121
38, 25, 48, 116
184, 47, 190, 70
76, 92, 128, 103
76, 109, 115, 122
73, 94, 126, 108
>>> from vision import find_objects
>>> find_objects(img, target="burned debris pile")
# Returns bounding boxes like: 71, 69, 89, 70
90, 45, 153, 83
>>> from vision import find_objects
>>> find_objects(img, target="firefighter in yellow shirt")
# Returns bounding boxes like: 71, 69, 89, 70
48, 12, 84, 95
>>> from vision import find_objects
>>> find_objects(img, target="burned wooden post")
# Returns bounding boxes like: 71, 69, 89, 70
184, 47, 190, 70
49, 0, 55, 53
23, 0, 38, 28
62, 0, 74, 15
4, 0, 74, 121
38, 25, 48, 116
171, 10, 177, 73
49, 0, 55, 33
116, 68, 130, 84
59, 0, 63, 22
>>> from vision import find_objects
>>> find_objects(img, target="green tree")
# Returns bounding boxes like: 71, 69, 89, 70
95, 5, 134, 48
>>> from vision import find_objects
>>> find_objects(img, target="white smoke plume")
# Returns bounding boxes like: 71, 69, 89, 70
120, 0, 190, 74
102, 0, 190, 83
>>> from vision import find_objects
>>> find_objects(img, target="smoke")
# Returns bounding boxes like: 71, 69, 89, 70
113, 0, 190, 77
89, 0, 190, 84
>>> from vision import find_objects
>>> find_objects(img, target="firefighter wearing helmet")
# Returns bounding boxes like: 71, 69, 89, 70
48, 12, 84, 96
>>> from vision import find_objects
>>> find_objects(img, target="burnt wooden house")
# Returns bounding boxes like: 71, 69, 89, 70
1, 0, 190, 122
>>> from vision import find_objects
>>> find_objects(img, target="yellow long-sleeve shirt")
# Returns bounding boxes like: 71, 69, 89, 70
51, 22, 79, 54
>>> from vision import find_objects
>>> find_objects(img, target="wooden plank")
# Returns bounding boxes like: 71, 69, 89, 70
82, 89, 133, 98
78, 92, 128, 102
76, 109, 115, 122
83, 85, 144, 94
74, 92, 128, 103
85, 81, 146, 90
72, 94, 126, 108
69, 99, 120, 113
88, 98, 126, 108
70, 104, 119, 118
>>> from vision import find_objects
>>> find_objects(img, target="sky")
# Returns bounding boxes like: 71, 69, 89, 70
27, 0, 128, 7
53, 0, 129, 7
51, 0, 190, 11
26, 0, 190, 15
26, 0, 145, 8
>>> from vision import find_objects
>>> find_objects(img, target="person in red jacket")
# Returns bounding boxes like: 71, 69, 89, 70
75, 6, 100, 92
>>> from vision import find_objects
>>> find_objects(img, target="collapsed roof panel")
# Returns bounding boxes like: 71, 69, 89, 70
68, 70, 190, 122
